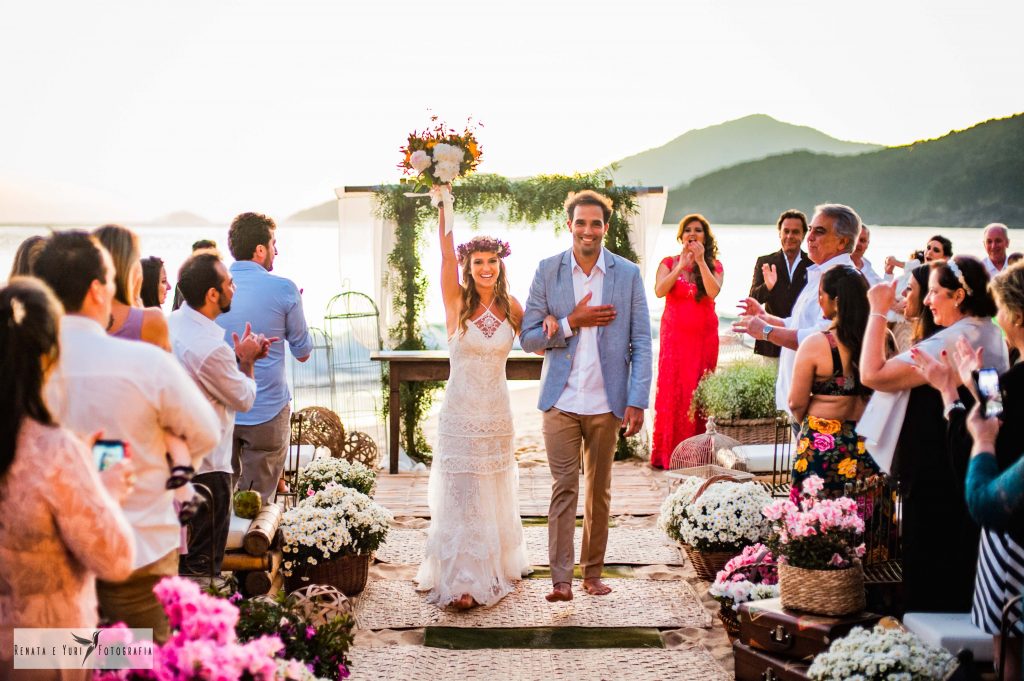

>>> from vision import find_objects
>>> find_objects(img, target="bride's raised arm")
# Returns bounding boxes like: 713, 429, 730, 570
439, 202, 462, 334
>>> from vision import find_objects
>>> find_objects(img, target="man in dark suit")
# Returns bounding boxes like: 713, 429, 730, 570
748, 209, 812, 358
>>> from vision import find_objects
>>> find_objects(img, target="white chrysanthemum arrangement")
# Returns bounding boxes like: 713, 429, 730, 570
280, 484, 392, 578
807, 625, 955, 680
659, 478, 772, 552
297, 455, 376, 498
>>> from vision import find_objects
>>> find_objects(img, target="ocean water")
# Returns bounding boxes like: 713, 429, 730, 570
2, 220, 1018, 333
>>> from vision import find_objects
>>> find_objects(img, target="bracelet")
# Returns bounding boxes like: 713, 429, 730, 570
869, 313, 888, 322
943, 400, 966, 421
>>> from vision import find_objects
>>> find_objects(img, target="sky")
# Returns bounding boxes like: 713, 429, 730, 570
1, 0, 1022, 223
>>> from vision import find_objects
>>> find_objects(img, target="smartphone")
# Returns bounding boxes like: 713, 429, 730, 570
973, 368, 1003, 419
93, 439, 126, 471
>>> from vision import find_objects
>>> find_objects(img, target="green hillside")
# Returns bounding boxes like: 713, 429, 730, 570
608, 114, 880, 188
665, 114, 1024, 227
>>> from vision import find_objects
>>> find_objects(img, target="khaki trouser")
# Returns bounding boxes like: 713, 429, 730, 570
96, 549, 179, 644
231, 405, 291, 504
542, 409, 620, 584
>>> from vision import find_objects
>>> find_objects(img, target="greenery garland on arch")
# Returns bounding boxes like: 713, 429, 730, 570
374, 169, 640, 463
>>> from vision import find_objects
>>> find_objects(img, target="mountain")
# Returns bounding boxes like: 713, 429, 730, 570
148, 210, 213, 226
608, 114, 881, 188
288, 201, 336, 222
664, 114, 1024, 226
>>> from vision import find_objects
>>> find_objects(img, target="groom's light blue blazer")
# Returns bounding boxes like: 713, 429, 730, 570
520, 248, 653, 419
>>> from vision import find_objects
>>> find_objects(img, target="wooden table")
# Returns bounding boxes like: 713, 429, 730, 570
370, 350, 544, 473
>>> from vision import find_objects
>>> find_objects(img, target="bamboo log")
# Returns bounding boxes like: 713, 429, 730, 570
239, 551, 282, 596
222, 551, 270, 572
243, 503, 283, 556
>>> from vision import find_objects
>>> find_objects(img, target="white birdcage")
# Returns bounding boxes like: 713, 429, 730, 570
667, 418, 754, 480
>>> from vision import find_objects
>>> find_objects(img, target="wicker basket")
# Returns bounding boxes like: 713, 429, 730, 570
714, 417, 778, 445
680, 543, 737, 582
677, 473, 749, 581
716, 603, 741, 638
285, 552, 371, 596
778, 562, 866, 616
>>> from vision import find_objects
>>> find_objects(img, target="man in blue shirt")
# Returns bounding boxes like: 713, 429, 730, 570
217, 212, 312, 503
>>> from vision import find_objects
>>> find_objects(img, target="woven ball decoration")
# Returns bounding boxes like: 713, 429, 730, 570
288, 583, 353, 625
343, 430, 379, 468
291, 406, 346, 459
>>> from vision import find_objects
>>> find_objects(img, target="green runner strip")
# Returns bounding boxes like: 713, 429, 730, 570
525, 565, 635, 580
424, 626, 665, 650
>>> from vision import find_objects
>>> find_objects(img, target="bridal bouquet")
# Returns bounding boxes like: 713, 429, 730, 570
399, 117, 482, 233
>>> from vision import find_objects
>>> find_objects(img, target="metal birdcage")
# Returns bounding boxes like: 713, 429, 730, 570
322, 291, 386, 469
288, 327, 336, 413
668, 418, 753, 480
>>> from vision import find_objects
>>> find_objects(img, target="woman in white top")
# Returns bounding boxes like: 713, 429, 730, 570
860, 256, 1008, 612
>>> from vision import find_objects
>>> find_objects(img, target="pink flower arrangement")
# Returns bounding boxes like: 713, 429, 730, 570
709, 543, 780, 610
95, 577, 294, 681
762, 475, 866, 571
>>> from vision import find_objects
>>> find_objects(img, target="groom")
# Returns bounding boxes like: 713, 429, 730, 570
521, 190, 652, 602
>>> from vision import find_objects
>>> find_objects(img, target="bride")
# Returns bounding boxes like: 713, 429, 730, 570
414, 201, 531, 609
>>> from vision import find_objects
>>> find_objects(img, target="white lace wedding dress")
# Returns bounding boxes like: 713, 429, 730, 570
414, 307, 530, 607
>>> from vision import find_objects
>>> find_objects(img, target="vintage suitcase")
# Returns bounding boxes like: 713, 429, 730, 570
738, 597, 882, 660
733, 641, 811, 681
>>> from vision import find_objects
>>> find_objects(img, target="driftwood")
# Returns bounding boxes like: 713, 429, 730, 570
243, 503, 283, 556
236, 551, 282, 597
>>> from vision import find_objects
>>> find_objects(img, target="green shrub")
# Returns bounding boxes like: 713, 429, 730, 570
692, 359, 780, 420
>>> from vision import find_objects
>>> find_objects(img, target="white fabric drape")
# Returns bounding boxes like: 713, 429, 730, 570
623, 188, 668, 284
335, 188, 397, 342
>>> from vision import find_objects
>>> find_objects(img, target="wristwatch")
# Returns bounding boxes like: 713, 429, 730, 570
761, 324, 774, 340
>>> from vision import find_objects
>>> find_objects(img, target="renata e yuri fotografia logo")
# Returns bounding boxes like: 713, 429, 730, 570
13, 628, 155, 670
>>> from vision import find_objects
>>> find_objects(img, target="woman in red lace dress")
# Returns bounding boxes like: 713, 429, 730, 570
651, 213, 723, 468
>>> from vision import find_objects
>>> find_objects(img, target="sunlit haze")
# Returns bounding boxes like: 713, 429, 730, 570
2, 0, 1022, 222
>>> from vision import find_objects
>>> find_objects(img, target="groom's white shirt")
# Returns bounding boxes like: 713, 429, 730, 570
555, 248, 611, 415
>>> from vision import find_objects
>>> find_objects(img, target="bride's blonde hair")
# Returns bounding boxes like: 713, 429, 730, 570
456, 236, 519, 336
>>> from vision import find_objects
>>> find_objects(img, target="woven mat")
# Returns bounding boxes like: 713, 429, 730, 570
352, 578, 711, 630
376, 526, 682, 566
348, 644, 729, 681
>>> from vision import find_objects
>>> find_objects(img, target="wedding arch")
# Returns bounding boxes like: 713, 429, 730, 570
334, 170, 668, 461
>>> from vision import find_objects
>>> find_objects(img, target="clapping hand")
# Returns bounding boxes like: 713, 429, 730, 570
910, 347, 958, 398
233, 322, 263, 364
686, 239, 705, 261
761, 263, 778, 291
867, 280, 898, 314
952, 337, 985, 398
736, 297, 766, 318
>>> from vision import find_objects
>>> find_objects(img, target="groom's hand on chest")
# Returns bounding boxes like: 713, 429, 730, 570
566, 291, 616, 331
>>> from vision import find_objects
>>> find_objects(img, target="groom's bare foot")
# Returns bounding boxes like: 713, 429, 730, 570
545, 582, 573, 602
451, 594, 477, 610
582, 578, 612, 596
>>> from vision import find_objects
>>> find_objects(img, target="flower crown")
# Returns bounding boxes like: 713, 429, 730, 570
456, 236, 511, 264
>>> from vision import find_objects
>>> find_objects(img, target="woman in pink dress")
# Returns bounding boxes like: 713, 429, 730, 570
651, 214, 723, 469
0, 279, 136, 680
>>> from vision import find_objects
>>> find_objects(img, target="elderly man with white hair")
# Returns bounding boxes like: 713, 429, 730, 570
982, 222, 1010, 276
734, 203, 861, 419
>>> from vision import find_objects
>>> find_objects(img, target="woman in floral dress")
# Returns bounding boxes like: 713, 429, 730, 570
788, 266, 879, 498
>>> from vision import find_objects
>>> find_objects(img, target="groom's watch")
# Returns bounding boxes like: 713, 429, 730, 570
761, 324, 774, 340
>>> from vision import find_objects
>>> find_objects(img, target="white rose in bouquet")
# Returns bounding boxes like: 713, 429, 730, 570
409, 150, 432, 172
434, 160, 461, 184
431, 143, 465, 165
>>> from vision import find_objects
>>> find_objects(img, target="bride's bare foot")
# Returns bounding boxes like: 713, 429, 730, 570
544, 582, 573, 602
582, 578, 612, 596
451, 594, 477, 610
